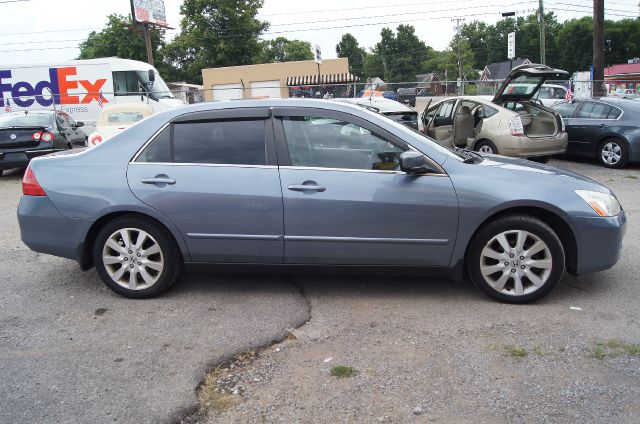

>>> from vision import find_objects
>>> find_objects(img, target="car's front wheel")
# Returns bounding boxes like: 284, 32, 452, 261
93, 216, 183, 298
598, 138, 628, 169
467, 215, 565, 303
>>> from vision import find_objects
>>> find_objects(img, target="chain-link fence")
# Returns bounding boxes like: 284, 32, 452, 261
2, 79, 640, 121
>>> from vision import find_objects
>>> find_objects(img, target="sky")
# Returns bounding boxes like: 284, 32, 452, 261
0, 0, 638, 67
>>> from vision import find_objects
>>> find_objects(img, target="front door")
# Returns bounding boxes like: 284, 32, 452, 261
273, 107, 459, 267
127, 108, 284, 263
427, 99, 456, 147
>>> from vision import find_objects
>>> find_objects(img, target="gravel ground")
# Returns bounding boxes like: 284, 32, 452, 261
200, 158, 640, 424
0, 169, 310, 424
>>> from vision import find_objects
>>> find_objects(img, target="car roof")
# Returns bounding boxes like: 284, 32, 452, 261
99, 103, 155, 114
333, 97, 414, 113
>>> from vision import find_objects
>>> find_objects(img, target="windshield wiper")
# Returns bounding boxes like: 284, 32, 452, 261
452, 146, 483, 163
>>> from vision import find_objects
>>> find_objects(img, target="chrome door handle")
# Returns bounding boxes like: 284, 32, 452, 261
288, 184, 326, 192
142, 177, 176, 185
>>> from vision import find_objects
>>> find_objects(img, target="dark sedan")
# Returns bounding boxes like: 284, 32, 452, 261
0, 110, 86, 174
552, 98, 640, 168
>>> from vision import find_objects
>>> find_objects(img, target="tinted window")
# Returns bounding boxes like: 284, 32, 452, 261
576, 102, 612, 119
136, 126, 171, 163
483, 105, 499, 118
607, 106, 622, 119
282, 116, 404, 171
173, 120, 265, 165
0, 113, 53, 128
553, 102, 577, 118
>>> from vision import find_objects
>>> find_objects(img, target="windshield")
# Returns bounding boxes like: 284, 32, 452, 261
136, 70, 174, 100
103, 111, 148, 126
0, 113, 53, 128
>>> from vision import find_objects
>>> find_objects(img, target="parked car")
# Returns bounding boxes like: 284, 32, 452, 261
18, 99, 625, 304
0, 110, 85, 174
552, 98, 640, 168
420, 64, 569, 162
397, 88, 417, 107
334, 97, 420, 131
88, 104, 154, 147
381, 91, 397, 101
507, 83, 568, 107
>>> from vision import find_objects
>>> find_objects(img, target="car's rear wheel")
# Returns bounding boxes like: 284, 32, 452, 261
475, 140, 498, 155
467, 215, 565, 303
598, 138, 628, 169
93, 216, 182, 298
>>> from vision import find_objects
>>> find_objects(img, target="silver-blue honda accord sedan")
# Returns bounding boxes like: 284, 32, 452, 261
17, 99, 626, 303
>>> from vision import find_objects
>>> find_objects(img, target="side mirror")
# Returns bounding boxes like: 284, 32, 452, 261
148, 69, 155, 82
400, 151, 438, 174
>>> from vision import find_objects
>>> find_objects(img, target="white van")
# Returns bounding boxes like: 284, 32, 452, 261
0, 57, 185, 132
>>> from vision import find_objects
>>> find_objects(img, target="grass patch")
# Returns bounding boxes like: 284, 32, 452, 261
504, 345, 528, 358
624, 175, 638, 179
588, 340, 640, 359
532, 346, 545, 356
330, 365, 360, 378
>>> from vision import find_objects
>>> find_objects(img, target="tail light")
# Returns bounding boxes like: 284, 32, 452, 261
32, 131, 54, 142
560, 116, 566, 132
508, 116, 525, 136
22, 164, 46, 196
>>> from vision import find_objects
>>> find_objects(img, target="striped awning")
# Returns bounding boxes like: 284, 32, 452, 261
286, 73, 359, 86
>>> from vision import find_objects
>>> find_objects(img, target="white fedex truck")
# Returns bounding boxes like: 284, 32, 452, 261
0, 57, 185, 132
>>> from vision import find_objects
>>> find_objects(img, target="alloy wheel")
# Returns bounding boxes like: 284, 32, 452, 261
601, 142, 621, 166
478, 145, 495, 154
101, 228, 164, 290
479, 230, 552, 296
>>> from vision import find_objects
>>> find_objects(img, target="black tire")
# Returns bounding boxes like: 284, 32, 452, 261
598, 138, 628, 169
93, 215, 183, 298
475, 140, 498, 155
529, 156, 551, 164
467, 215, 565, 304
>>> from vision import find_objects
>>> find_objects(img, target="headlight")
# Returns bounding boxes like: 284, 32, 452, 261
575, 190, 621, 217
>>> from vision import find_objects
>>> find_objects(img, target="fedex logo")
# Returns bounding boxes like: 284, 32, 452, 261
0, 67, 108, 108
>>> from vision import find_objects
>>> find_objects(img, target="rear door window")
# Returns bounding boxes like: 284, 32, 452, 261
553, 102, 578, 118
136, 119, 267, 165
576, 102, 613, 119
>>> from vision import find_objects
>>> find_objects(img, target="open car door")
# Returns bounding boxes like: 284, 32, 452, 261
493, 64, 569, 104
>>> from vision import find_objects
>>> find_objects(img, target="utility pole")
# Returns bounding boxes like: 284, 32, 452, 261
593, 0, 605, 96
452, 17, 465, 95
538, 0, 546, 64
143, 24, 154, 66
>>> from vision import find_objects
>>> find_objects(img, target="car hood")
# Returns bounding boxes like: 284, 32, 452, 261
476, 154, 608, 192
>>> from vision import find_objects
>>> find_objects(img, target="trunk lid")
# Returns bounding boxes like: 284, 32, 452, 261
0, 127, 44, 149
493, 64, 569, 103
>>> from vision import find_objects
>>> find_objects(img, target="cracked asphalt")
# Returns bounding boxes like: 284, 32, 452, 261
1, 157, 639, 424
0, 169, 310, 424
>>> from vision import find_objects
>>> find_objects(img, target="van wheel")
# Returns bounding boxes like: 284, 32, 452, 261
467, 215, 565, 303
475, 140, 498, 155
598, 138, 628, 168
93, 216, 183, 298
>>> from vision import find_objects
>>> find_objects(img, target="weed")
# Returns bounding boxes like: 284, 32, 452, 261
588, 344, 607, 360
588, 340, 640, 359
624, 175, 638, 179
504, 345, 528, 358
532, 346, 544, 356
330, 365, 360, 378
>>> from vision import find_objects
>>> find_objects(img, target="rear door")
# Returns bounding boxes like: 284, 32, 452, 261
273, 107, 459, 266
127, 108, 284, 263
569, 101, 619, 156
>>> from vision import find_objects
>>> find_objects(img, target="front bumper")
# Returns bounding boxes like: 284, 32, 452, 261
18, 195, 91, 261
573, 212, 627, 274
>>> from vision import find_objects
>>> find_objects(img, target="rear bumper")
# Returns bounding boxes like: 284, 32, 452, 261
18, 195, 91, 261
573, 212, 627, 274
501, 132, 568, 157
0, 148, 59, 171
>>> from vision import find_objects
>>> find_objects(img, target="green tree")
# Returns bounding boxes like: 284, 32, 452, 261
374, 25, 430, 82
163, 0, 269, 83
336, 33, 366, 78
363, 50, 385, 78
260, 37, 313, 62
